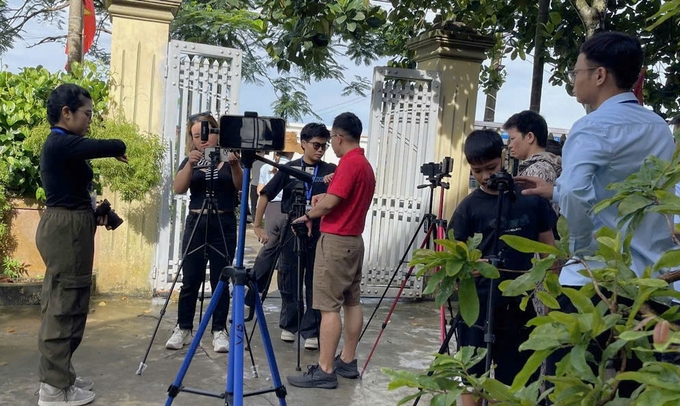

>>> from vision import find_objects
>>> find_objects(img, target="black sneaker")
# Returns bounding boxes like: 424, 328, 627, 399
334, 355, 360, 379
287, 364, 338, 389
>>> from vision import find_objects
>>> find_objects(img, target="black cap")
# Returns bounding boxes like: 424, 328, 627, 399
670, 116, 680, 125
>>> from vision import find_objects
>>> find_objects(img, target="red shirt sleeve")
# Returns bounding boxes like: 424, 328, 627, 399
326, 161, 355, 200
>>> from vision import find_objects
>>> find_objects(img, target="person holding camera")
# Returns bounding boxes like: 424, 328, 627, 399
165, 112, 242, 353
287, 112, 375, 389
449, 130, 556, 406
252, 124, 335, 350
36, 84, 127, 406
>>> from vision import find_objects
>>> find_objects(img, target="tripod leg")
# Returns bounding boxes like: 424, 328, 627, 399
411, 315, 461, 406
360, 223, 436, 377
253, 279, 288, 406
165, 279, 230, 406
359, 215, 433, 342
138, 204, 208, 376
295, 238, 303, 371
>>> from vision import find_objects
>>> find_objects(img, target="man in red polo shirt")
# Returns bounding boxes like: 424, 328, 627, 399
288, 112, 375, 389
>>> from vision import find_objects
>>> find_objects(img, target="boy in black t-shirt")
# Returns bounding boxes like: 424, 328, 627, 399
449, 130, 556, 406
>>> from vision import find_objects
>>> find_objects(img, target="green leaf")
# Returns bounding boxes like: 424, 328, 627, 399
519, 294, 530, 311
510, 349, 552, 392
500, 234, 564, 256
570, 343, 596, 383
617, 194, 652, 216
466, 233, 483, 251
458, 277, 479, 327
618, 331, 653, 341
654, 249, 680, 273
475, 261, 500, 279
562, 287, 594, 314
544, 272, 562, 296
536, 290, 560, 309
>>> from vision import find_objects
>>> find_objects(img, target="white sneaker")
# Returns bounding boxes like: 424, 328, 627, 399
74, 377, 94, 391
166, 326, 192, 350
280, 330, 295, 342
304, 337, 319, 350
38, 383, 95, 406
212, 330, 229, 353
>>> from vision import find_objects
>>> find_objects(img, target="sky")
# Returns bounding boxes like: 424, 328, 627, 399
1, 1, 588, 132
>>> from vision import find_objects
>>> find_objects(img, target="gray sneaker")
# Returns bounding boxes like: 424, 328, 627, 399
287, 364, 338, 389
334, 355, 360, 379
166, 326, 192, 350
212, 330, 229, 353
38, 383, 95, 406
74, 377, 94, 391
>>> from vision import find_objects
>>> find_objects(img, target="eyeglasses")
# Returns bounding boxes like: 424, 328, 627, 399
308, 142, 329, 151
566, 67, 600, 83
77, 109, 93, 120
188, 111, 212, 122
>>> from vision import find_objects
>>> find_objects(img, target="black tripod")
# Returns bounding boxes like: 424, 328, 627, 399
245, 191, 316, 372
164, 153, 288, 406
410, 170, 514, 406
137, 145, 232, 375
360, 158, 454, 377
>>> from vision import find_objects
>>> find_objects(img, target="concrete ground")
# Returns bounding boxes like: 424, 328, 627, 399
0, 226, 446, 406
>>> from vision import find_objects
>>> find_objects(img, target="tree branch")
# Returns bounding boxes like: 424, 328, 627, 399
27, 35, 67, 48
6, 1, 69, 39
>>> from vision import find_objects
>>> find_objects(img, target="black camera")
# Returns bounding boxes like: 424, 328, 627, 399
94, 199, 124, 230
486, 170, 515, 191
219, 112, 286, 152
420, 157, 453, 178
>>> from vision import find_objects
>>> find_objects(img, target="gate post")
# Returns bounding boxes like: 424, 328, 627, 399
408, 25, 494, 220
93, 0, 181, 294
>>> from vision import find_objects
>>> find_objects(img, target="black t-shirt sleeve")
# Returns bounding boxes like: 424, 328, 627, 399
178, 157, 189, 172
260, 168, 287, 201
449, 199, 473, 243
68, 136, 126, 160
534, 196, 557, 234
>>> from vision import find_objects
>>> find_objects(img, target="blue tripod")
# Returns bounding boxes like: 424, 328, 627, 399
165, 162, 287, 406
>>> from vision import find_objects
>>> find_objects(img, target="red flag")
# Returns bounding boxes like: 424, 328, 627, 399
64, 0, 96, 67
82, 0, 96, 55
632, 68, 646, 105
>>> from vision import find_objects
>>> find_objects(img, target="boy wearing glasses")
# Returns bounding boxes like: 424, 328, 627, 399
252, 123, 336, 350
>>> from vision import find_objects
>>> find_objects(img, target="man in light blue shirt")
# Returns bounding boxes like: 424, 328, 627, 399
517, 32, 676, 397
518, 32, 675, 287
518, 30, 677, 393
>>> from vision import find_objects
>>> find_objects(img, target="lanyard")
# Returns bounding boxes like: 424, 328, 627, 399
620, 99, 639, 104
302, 163, 319, 202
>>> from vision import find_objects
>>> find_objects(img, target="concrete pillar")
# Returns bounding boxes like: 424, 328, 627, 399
94, 0, 181, 294
408, 25, 495, 220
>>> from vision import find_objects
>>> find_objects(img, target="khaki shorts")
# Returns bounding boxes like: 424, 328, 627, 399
312, 233, 364, 312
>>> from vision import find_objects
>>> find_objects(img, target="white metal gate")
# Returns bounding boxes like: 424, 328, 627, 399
361, 67, 441, 299
152, 40, 242, 295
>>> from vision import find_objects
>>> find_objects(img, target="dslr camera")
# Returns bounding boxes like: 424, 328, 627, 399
94, 199, 124, 230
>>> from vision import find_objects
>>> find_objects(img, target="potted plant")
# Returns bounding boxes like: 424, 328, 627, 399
0, 257, 43, 306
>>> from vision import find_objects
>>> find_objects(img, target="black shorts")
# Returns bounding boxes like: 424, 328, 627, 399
456, 284, 537, 385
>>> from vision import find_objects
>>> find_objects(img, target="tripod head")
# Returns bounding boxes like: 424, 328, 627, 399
486, 170, 516, 202
417, 157, 453, 190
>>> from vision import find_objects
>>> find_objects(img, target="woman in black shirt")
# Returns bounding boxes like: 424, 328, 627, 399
36, 84, 126, 406
165, 112, 242, 353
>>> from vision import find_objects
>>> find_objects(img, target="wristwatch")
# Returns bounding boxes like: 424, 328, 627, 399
304, 212, 312, 220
